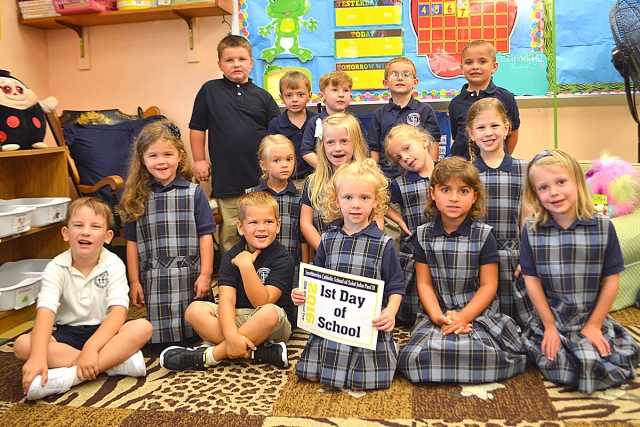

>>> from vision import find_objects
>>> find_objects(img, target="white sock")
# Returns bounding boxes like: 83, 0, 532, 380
68, 366, 82, 386
204, 347, 220, 366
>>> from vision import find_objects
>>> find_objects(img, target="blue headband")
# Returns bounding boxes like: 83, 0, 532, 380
532, 150, 551, 164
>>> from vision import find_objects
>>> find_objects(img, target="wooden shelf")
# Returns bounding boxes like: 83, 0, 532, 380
19, 0, 232, 30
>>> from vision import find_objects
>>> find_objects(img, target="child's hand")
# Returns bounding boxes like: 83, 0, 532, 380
194, 160, 211, 182
541, 325, 561, 361
432, 312, 452, 328
581, 324, 611, 357
193, 275, 212, 300
513, 264, 522, 279
372, 306, 396, 332
399, 223, 412, 236
232, 249, 260, 267
129, 282, 145, 308
75, 348, 100, 381
22, 356, 48, 395
291, 288, 306, 306
441, 310, 472, 336
226, 333, 256, 359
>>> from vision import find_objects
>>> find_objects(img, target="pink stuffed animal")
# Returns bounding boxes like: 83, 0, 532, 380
585, 155, 640, 218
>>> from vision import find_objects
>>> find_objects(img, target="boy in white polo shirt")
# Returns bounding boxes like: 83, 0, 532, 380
13, 197, 153, 400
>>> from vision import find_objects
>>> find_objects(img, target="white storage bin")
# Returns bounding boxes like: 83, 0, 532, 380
0, 272, 42, 311
0, 198, 71, 227
0, 259, 52, 273
0, 205, 35, 238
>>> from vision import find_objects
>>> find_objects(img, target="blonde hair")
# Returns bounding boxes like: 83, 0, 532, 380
466, 98, 511, 162
307, 113, 368, 210
237, 191, 279, 222
322, 158, 390, 223
462, 40, 497, 63
424, 156, 486, 220
67, 196, 115, 230
217, 35, 252, 60
319, 71, 353, 91
257, 134, 296, 181
384, 124, 435, 167
119, 119, 194, 222
524, 149, 594, 231
384, 57, 417, 79
279, 70, 311, 93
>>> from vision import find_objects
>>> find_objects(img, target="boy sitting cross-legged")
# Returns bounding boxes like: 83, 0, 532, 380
160, 191, 295, 370
14, 197, 153, 400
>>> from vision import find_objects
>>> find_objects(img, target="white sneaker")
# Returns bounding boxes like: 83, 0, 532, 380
106, 350, 146, 377
27, 367, 76, 400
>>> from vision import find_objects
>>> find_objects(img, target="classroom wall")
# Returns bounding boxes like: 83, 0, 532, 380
2, 0, 638, 171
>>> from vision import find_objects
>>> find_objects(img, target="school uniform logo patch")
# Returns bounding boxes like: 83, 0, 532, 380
257, 267, 270, 284
406, 113, 421, 127
93, 271, 109, 289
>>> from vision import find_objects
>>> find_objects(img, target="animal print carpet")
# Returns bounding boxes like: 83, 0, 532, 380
1, 310, 640, 427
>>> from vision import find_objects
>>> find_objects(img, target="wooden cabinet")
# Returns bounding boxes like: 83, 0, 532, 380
18, 0, 232, 30
0, 147, 70, 333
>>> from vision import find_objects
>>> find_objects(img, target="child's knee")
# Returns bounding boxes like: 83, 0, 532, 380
13, 334, 31, 360
185, 301, 215, 326
258, 304, 280, 328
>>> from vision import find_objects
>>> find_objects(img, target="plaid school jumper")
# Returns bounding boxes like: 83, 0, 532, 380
475, 156, 533, 324
393, 174, 430, 324
302, 178, 334, 238
398, 220, 527, 383
296, 228, 399, 390
137, 184, 200, 343
521, 216, 638, 394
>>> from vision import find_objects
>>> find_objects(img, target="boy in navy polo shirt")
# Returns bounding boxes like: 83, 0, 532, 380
268, 71, 314, 191
448, 40, 520, 160
368, 56, 441, 180
189, 35, 280, 254
160, 191, 295, 370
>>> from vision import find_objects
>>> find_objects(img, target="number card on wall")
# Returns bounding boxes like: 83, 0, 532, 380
298, 263, 385, 350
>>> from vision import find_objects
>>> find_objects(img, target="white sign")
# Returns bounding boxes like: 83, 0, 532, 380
297, 263, 385, 350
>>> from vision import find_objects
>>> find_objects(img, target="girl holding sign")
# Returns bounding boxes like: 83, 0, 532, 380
398, 156, 527, 384
292, 159, 405, 390
299, 113, 369, 261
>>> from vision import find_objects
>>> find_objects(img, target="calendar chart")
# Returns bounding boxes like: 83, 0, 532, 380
415, 0, 512, 56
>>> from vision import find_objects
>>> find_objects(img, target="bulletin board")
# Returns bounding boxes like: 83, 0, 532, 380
239, 0, 622, 103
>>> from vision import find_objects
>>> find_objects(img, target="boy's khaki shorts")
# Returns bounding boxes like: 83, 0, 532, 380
203, 301, 292, 343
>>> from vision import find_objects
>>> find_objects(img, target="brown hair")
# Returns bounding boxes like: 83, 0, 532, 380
237, 191, 279, 222
461, 40, 497, 63
424, 156, 486, 220
321, 158, 390, 223
119, 119, 194, 222
67, 196, 115, 230
384, 57, 417, 79
217, 35, 252, 60
279, 70, 311, 93
319, 71, 353, 91
257, 134, 296, 181
524, 149, 594, 231
466, 98, 511, 162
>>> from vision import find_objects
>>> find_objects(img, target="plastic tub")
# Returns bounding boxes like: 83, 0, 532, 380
0, 259, 52, 273
0, 272, 42, 311
0, 198, 71, 227
0, 205, 35, 238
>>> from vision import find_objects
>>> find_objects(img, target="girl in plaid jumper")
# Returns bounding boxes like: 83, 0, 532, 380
384, 124, 436, 325
292, 159, 405, 390
520, 149, 638, 394
467, 98, 532, 325
398, 157, 527, 384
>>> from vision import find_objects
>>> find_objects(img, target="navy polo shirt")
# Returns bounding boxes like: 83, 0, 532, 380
189, 76, 280, 198
123, 177, 216, 241
268, 108, 315, 179
218, 237, 296, 325
368, 98, 442, 179
448, 80, 520, 159
300, 110, 328, 157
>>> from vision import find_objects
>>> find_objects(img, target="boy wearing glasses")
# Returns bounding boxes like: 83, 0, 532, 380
368, 57, 441, 179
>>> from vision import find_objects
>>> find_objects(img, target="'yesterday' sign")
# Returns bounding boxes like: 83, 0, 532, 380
297, 263, 384, 350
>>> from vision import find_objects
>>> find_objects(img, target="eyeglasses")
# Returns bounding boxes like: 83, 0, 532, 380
387, 71, 415, 79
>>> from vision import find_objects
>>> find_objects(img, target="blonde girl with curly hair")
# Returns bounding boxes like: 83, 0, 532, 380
292, 158, 405, 390
120, 119, 216, 344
